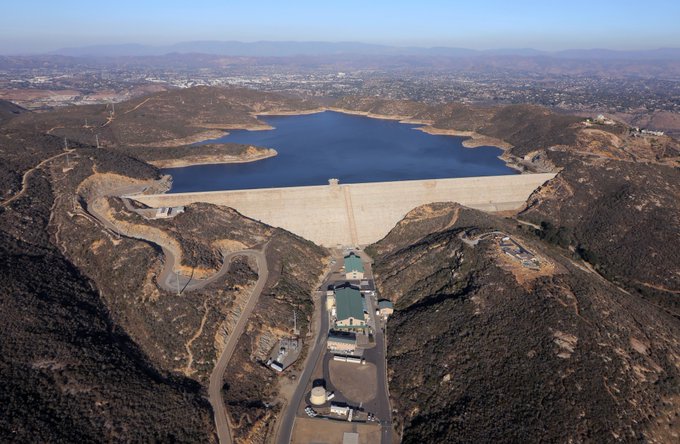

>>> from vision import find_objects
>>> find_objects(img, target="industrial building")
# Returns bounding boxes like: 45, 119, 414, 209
343, 253, 365, 280
378, 299, 394, 318
154, 206, 185, 219
266, 337, 300, 372
327, 330, 357, 353
331, 403, 350, 416
326, 292, 336, 311
334, 284, 367, 331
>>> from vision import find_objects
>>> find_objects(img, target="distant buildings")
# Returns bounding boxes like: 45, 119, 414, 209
343, 253, 364, 280
594, 114, 616, 125
500, 236, 540, 269
630, 127, 665, 137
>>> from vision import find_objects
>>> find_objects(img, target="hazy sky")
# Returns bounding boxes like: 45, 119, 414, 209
2, 0, 679, 53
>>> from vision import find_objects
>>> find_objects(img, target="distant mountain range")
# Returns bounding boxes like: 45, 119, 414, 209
47, 41, 680, 60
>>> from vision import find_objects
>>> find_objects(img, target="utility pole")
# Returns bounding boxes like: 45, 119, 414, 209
63, 138, 70, 167
293, 309, 298, 335
95, 134, 100, 148
176, 270, 181, 296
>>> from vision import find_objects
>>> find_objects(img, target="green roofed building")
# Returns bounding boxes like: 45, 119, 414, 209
334, 285, 366, 331
343, 253, 365, 280
378, 299, 394, 317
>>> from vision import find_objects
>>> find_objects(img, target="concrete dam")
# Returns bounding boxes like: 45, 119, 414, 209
131, 173, 556, 247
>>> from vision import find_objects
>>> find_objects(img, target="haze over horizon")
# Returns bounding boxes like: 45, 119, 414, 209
3, 0, 680, 54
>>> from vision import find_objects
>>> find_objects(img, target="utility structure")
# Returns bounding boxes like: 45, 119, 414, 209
64, 138, 70, 168
176, 270, 181, 296
95, 134, 100, 148
293, 309, 299, 335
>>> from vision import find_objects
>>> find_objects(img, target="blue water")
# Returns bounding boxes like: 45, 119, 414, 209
163, 111, 516, 192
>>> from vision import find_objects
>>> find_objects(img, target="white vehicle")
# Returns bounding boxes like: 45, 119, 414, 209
326, 391, 335, 400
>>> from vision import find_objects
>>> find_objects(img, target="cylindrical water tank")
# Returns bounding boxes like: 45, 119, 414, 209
310, 386, 326, 405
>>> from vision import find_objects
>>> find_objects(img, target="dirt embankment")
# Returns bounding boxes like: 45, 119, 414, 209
133, 130, 229, 148
415, 126, 513, 149
148, 146, 278, 168
76, 172, 216, 278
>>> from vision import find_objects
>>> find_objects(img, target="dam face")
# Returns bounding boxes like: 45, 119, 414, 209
131, 174, 556, 247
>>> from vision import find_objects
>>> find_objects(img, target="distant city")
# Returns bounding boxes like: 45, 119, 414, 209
2, 51, 679, 136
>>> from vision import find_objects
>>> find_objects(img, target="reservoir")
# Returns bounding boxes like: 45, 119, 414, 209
163, 111, 517, 192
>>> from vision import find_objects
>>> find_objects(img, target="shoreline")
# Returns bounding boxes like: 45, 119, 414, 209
196, 122, 274, 131
148, 148, 278, 169
133, 130, 229, 148
253, 107, 513, 151
414, 126, 513, 150
254, 108, 327, 117
190, 107, 511, 152
158, 106, 522, 174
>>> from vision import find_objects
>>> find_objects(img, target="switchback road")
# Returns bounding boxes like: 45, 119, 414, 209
84, 180, 271, 443
208, 245, 269, 444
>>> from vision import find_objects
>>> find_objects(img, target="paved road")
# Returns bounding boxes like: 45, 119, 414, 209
84, 182, 241, 294
84, 180, 273, 443
158, 247, 247, 294
208, 245, 269, 444
276, 249, 395, 444
459, 230, 507, 247
276, 291, 329, 444
275, 254, 343, 444
362, 286, 394, 444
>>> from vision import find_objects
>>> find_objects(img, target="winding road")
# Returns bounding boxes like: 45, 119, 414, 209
208, 246, 269, 444
2, 149, 73, 208
82, 181, 272, 443
275, 291, 329, 444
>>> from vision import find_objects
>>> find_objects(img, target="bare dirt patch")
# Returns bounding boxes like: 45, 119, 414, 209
292, 417, 381, 444
147, 146, 277, 168
329, 360, 377, 403
492, 242, 558, 285
415, 126, 512, 149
